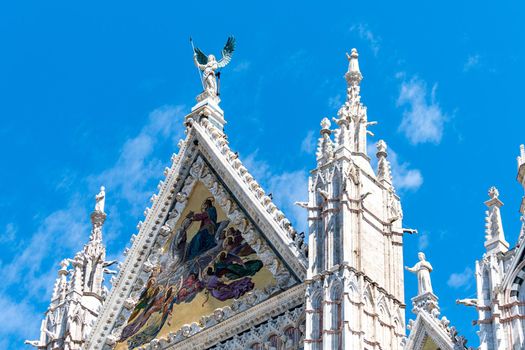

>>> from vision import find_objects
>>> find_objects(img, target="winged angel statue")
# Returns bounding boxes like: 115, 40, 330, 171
192, 36, 236, 97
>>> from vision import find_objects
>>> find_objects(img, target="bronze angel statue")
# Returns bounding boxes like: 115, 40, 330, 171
192, 36, 236, 97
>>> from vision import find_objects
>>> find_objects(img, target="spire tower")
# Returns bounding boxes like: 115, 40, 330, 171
334, 48, 376, 172
25, 187, 116, 350
304, 49, 406, 350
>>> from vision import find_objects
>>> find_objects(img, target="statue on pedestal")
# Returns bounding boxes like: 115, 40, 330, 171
192, 36, 236, 98
95, 186, 106, 213
405, 252, 433, 295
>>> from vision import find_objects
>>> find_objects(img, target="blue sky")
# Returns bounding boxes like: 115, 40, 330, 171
1, 1, 524, 348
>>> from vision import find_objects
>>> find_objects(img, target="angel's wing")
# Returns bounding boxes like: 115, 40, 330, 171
217, 36, 236, 68
194, 47, 208, 65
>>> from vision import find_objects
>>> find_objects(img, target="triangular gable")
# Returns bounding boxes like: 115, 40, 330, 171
405, 311, 466, 350
85, 109, 307, 350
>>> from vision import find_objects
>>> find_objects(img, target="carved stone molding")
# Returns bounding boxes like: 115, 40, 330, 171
86, 117, 308, 350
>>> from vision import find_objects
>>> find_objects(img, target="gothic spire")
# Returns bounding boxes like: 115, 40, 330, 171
484, 186, 509, 253
50, 259, 70, 305
83, 186, 108, 295
345, 48, 362, 87
26, 187, 114, 349
89, 186, 106, 243
334, 48, 376, 159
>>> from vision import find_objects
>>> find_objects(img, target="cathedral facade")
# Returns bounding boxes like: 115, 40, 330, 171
25, 45, 525, 350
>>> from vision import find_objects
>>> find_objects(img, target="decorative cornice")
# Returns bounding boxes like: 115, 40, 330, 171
170, 284, 305, 349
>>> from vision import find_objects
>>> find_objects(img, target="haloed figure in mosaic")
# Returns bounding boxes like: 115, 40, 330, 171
119, 194, 264, 348
186, 197, 220, 260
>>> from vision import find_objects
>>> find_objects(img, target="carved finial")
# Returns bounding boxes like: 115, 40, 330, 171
376, 139, 387, 156
340, 48, 370, 155
316, 118, 334, 164
488, 186, 499, 199
320, 117, 331, 132
376, 140, 393, 185
484, 186, 508, 253
59, 259, 70, 275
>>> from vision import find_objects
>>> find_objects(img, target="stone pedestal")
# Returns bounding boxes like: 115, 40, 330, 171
186, 92, 225, 131
412, 292, 440, 316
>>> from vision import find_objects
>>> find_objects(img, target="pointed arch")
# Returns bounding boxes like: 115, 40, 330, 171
363, 285, 376, 343
307, 288, 323, 348
363, 285, 374, 311
313, 172, 326, 191
331, 167, 342, 199
376, 297, 391, 321
329, 278, 343, 300
345, 273, 359, 297
311, 288, 323, 309
267, 334, 282, 349
314, 176, 326, 271
394, 307, 404, 333
482, 267, 492, 302
284, 326, 302, 348
376, 296, 392, 349
393, 318, 401, 333
330, 167, 342, 265
326, 278, 343, 350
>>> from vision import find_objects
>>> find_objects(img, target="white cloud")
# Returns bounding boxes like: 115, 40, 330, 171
233, 61, 251, 72
389, 148, 423, 191
395, 168, 424, 191
328, 94, 342, 110
0, 223, 17, 243
418, 231, 429, 250
93, 106, 185, 213
267, 171, 309, 233
350, 23, 381, 56
447, 267, 474, 289
397, 76, 447, 145
241, 151, 308, 233
0, 105, 186, 347
0, 295, 41, 344
463, 54, 480, 72
300, 130, 316, 155
369, 143, 423, 192
0, 200, 89, 301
